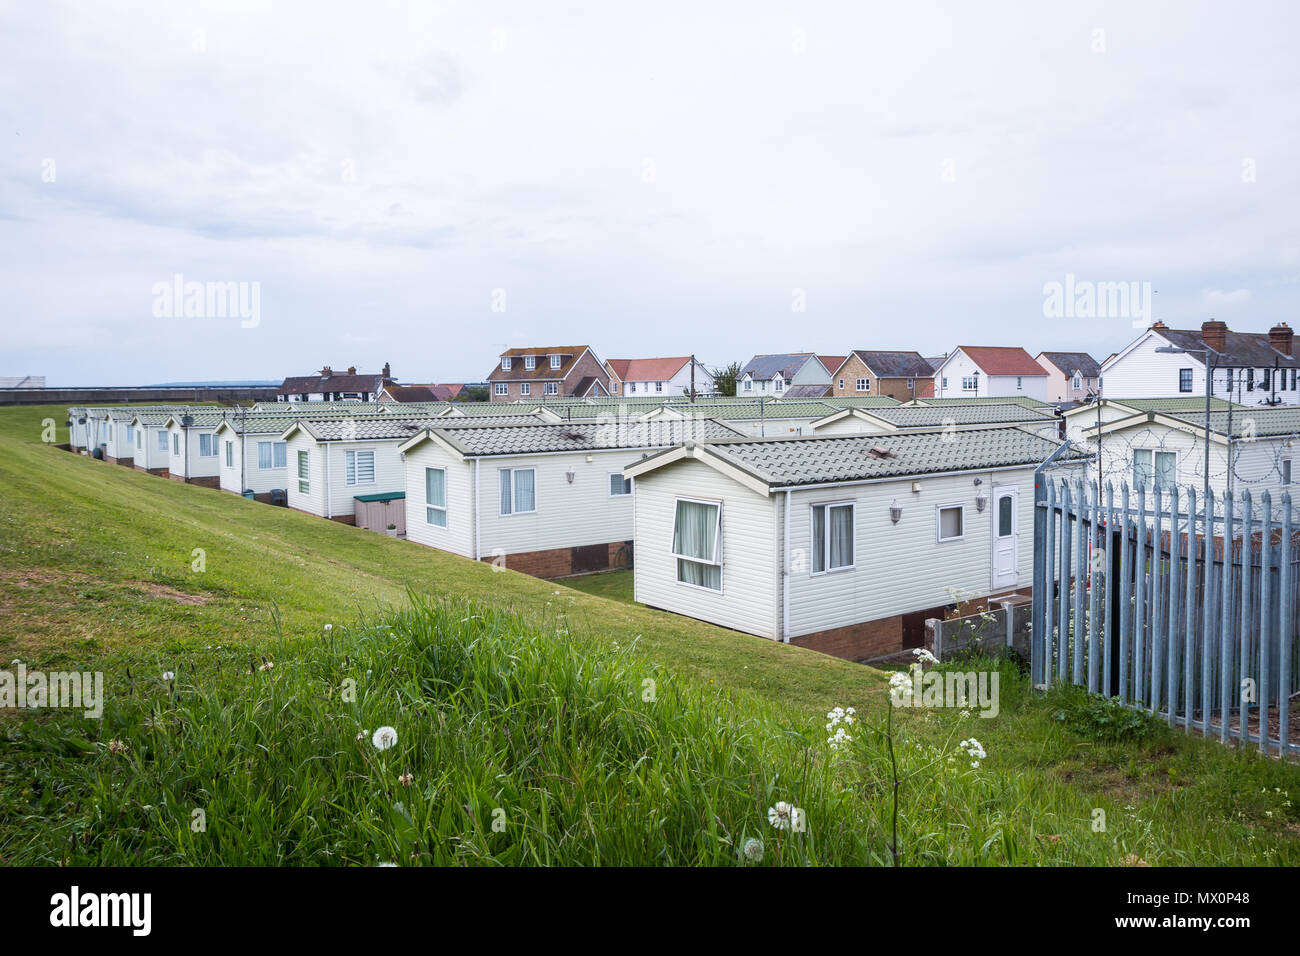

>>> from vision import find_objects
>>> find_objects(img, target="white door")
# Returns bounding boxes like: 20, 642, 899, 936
991, 485, 1019, 589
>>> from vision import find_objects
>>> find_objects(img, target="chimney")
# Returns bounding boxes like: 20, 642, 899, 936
347, 366, 357, 375
321, 365, 333, 378
1149, 320, 1168, 330
1269, 322, 1293, 357
1201, 319, 1227, 354
382, 362, 392, 379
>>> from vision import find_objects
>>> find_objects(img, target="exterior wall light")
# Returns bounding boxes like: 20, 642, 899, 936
890, 499, 903, 524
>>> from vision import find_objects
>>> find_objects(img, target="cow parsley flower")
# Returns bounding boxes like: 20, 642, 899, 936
372, 726, 398, 751
824, 705, 856, 748
912, 647, 939, 665
958, 737, 986, 768
888, 670, 913, 703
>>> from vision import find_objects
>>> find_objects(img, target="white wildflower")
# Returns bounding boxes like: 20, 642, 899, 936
372, 726, 398, 751
958, 737, 986, 768
912, 647, 939, 665
767, 801, 801, 831
162, 671, 175, 681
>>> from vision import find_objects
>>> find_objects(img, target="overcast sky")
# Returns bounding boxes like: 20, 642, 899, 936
1, 0, 1297, 385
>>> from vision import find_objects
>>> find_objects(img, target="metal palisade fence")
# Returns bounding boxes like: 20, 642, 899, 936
1031, 469, 1298, 757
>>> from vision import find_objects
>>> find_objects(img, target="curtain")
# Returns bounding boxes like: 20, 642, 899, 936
674, 500, 720, 589
258, 442, 273, 470
829, 505, 853, 569
1155, 452, 1176, 488
425, 467, 446, 508
499, 469, 512, 515
274, 442, 287, 469
514, 469, 535, 512
1132, 449, 1152, 488
811, 505, 827, 572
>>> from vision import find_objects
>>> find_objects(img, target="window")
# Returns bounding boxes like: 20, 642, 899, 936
550, 354, 562, 369
425, 467, 447, 527
743, 379, 752, 392
629, 382, 637, 393
811, 502, 854, 573
1133, 449, 1177, 488
1072, 374, 1082, 389
1016, 376, 1023, 389
1283, 458, 1293, 486
609, 473, 632, 496
1177, 368, 1192, 392
126, 424, 135, 443
524, 355, 536, 370
838, 378, 845, 390
158, 430, 169, 452
258, 441, 286, 470
199, 433, 218, 457
774, 377, 784, 392
494, 383, 508, 396
1246, 368, 1255, 391
906, 378, 915, 390
521, 382, 530, 396
499, 467, 536, 515
501, 357, 512, 371
225, 441, 233, 467
345, 450, 375, 485
942, 377, 948, 389
937, 505, 964, 542
545, 382, 558, 395
611, 382, 619, 394
297, 450, 310, 493
961, 376, 977, 390
672, 498, 721, 590
136, 429, 142, 449
655, 381, 663, 392
998, 495, 1014, 537
1262, 368, 1271, 390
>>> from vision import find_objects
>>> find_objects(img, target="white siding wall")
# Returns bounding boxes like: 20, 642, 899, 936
134, 425, 169, 470
217, 433, 289, 495
403, 443, 476, 558
166, 424, 221, 480
327, 440, 406, 518
784, 468, 1040, 637
476, 448, 641, 557
986, 374, 1048, 400
934, 351, 987, 397
811, 414, 891, 436
632, 458, 779, 639
284, 433, 327, 516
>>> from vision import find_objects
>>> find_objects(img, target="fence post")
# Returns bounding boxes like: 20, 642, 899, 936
929, 618, 943, 661
1002, 599, 1015, 651
1279, 493, 1292, 755
1259, 491, 1273, 755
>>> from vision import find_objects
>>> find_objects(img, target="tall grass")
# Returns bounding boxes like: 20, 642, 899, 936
2, 597, 1296, 865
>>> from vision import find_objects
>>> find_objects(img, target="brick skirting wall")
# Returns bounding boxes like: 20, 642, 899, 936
103, 455, 133, 467
135, 465, 169, 477
166, 474, 221, 488
480, 541, 631, 579
791, 586, 1032, 663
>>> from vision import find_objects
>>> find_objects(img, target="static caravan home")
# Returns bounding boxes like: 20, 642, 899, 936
164, 411, 229, 486
214, 414, 295, 500
812, 403, 1060, 439
624, 427, 1087, 662
129, 411, 182, 475
66, 407, 89, 452
101, 409, 141, 466
399, 418, 743, 578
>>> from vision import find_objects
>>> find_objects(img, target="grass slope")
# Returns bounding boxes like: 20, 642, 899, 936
1, 405, 1298, 865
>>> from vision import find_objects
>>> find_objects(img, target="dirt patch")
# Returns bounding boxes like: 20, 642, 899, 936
132, 582, 212, 605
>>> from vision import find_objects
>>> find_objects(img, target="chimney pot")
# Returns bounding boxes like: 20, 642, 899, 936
1201, 319, 1228, 354
1150, 320, 1168, 330
321, 366, 333, 378
1269, 322, 1294, 357
382, 362, 392, 379
347, 366, 357, 375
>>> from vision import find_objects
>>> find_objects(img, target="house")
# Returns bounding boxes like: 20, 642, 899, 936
604, 357, 713, 398
100, 408, 142, 465
128, 411, 182, 475
487, 347, 612, 402
932, 347, 1050, 400
66, 407, 89, 452
277, 364, 392, 403
624, 427, 1087, 661
1035, 352, 1102, 403
737, 353, 832, 397
811, 403, 1060, 440
828, 351, 937, 402
164, 411, 229, 486
379, 383, 466, 403
1100, 321, 1299, 406
214, 414, 294, 500
1079, 405, 1300, 511
398, 418, 742, 578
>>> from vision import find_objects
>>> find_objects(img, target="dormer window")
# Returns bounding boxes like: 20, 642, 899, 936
550, 355, 562, 369
501, 357, 512, 371
524, 355, 536, 370
774, 376, 784, 392
743, 378, 752, 392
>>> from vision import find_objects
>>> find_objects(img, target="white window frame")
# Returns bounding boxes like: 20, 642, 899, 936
743, 378, 752, 392
936, 503, 965, 543
838, 378, 845, 390
345, 449, 376, 486
655, 381, 664, 392
545, 382, 558, 395
809, 500, 855, 575
157, 430, 169, 452
550, 354, 562, 369
297, 449, 310, 494
425, 466, 448, 527
501, 357, 512, 371
774, 376, 784, 393
1283, 457, 1294, 486
961, 376, 977, 391
225, 441, 233, 467
520, 382, 530, 396
610, 382, 619, 394
498, 467, 537, 516
524, 355, 536, 370
494, 383, 509, 396
855, 378, 869, 392
608, 472, 632, 497
671, 496, 722, 592
199, 433, 219, 457
906, 378, 914, 390
629, 382, 637, 393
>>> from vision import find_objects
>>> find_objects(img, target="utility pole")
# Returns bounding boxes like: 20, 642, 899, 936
690, 355, 696, 404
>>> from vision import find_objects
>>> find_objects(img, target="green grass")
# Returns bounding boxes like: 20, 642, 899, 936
1, 404, 1298, 865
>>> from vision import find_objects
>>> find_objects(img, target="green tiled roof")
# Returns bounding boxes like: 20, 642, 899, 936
426, 418, 743, 457
846, 404, 1056, 427
1165, 407, 1300, 438
292, 414, 542, 441
817, 396, 903, 407
690, 427, 1086, 488
1104, 397, 1239, 412
911, 396, 1052, 409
